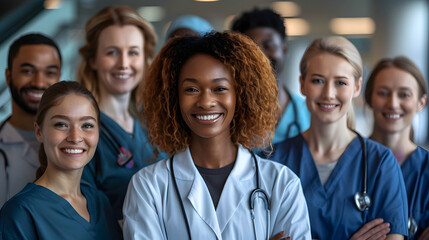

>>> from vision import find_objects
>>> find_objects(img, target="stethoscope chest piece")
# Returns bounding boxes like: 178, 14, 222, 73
408, 216, 418, 239
354, 191, 371, 211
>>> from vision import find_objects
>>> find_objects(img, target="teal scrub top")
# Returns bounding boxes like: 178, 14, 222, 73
272, 92, 310, 144
82, 112, 168, 221
0, 183, 122, 240
270, 134, 408, 239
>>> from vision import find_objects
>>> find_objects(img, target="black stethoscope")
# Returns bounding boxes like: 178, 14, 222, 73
170, 150, 271, 240
353, 130, 417, 237
100, 121, 134, 168
352, 129, 371, 212
0, 117, 11, 200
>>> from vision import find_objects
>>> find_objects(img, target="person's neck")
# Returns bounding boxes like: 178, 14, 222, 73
99, 92, 134, 133
277, 81, 290, 120
34, 167, 82, 198
370, 128, 416, 164
303, 117, 354, 164
9, 102, 36, 131
189, 135, 237, 169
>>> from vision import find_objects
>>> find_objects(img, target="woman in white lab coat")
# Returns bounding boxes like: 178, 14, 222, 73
123, 31, 311, 240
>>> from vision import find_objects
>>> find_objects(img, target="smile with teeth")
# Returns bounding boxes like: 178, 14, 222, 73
384, 113, 401, 119
62, 148, 84, 154
26, 91, 43, 99
319, 104, 337, 109
114, 74, 132, 79
195, 114, 221, 121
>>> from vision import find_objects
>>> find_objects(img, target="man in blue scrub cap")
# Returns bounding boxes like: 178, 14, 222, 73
165, 14, 213, 40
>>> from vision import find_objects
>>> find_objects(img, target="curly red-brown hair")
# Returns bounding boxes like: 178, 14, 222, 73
140, 31, 279, 154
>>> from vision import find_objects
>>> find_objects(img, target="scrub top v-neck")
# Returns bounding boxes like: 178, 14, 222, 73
270, 134, 408, 239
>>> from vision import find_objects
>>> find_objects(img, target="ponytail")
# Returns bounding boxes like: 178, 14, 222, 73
35, 143, 47, 179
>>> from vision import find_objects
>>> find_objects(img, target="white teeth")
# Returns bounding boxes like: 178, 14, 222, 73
320, 104, 336, 109
27, 91, 43, 98
63, 149, 83, 154
114, 74, 131, 79
385, 114, 400, 119
196, 114, 220, 120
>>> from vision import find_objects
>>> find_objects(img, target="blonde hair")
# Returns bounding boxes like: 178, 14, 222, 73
300, 36, 362, 129
77, 5, 157, 117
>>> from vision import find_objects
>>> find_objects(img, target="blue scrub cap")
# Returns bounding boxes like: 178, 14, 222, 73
165, 14, 213, 40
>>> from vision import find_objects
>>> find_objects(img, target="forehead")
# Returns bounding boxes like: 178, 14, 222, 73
46, 94, 98, 120
244, 27, 283, 42
307, 53, 355, 76
13, 44, 61, 66
374, 66, 419, 89
179, 54, 232, 79
97, 25, 144, 47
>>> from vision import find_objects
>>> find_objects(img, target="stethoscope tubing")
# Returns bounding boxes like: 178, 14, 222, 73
170, 150, 270, 240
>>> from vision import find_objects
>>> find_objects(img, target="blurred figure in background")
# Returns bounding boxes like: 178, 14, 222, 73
78, 5, 166, 223
365, 56, 428, 239
0, 33, 61, 206
232, 8, 310, 144
165, 14, 213, 40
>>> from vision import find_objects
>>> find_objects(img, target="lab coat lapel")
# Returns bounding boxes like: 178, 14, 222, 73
176, 148, 222, 239
216, 146, 253, 233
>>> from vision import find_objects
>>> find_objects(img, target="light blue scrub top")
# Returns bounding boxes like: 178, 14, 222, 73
272, 93, 310, 144
402, 146, 429, 239
0, 183, 122, 240
270, 134, 408, 239
82, 112, 168, 221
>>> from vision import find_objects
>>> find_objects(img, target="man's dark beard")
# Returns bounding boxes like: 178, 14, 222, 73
9, 78, 46, 115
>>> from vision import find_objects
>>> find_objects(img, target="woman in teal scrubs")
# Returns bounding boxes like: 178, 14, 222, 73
78, 5, 167, 223
365, 56, 429, 239
0, 81, 122, 239
270, 36, 408, 239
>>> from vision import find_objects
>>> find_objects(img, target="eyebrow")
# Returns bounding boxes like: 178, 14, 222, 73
51, 115, 97, 122
310, 74, 349, 79
182, 77, 231, 84
20, 62, 60, 70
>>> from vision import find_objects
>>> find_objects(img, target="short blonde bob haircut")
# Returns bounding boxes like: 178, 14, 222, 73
141, 31, 279, 154
77, 5, 157, 115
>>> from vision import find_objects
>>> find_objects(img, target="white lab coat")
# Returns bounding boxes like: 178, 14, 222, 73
0, 122, 39, 207
123, 145, 311, 239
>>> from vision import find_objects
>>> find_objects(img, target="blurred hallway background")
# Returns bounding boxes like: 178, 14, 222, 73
0, 0, 428, 146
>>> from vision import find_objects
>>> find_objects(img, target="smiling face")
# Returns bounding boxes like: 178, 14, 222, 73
35, 94, 99, 172
371, 66, 426, 135
178, 54, 236, 142
91, 24, 144, 97
301, 53, 361, 125
6, 44, 61, 114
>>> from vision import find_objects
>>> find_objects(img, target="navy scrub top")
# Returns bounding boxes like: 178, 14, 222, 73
402, 146, 429, 239
0, 183, 122, 240
270, 134, 408, 239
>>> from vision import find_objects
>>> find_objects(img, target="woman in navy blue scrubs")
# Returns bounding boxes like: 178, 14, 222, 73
365, 56, 429, 239
270, 36, 408, 239
0, 81, 122, 239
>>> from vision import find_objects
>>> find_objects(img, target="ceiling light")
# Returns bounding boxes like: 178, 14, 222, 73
284, 18, 310, 36
271, 1, 300, 17
194, 0, 219, 2
137, 6, 166, 22
330, 18, 376, 35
